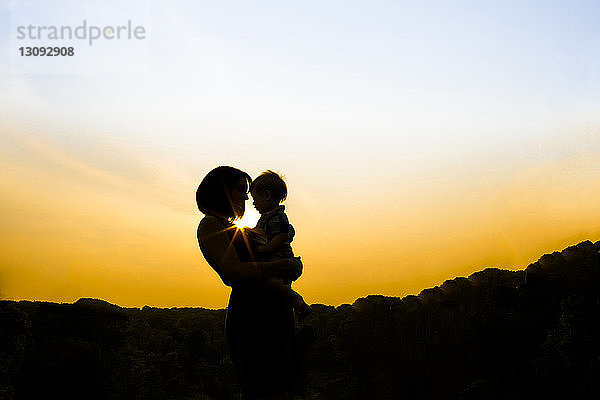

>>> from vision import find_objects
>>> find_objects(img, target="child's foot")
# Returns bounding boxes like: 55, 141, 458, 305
296, 303, 312, 323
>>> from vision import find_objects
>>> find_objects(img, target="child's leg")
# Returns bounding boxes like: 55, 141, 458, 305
289, 287, 312, 322
276, 281, 305, 311
266, 278, 302, 306
265, 278, 311, 320
289, 288, 305, 311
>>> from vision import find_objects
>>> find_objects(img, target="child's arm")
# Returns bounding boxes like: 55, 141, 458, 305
255, 233, 289, 256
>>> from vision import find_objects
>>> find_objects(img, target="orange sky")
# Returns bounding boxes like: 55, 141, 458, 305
1, 122, 599, 309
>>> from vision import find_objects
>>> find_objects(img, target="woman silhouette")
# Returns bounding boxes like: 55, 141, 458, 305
196, 166, 302, 400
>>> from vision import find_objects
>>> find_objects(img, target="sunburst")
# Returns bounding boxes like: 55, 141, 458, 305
234, 205, 260, 229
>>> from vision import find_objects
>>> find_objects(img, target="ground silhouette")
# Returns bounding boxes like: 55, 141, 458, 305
1, 240, 599, 399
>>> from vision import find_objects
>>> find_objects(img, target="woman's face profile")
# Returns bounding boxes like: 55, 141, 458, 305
230, 178, 249, 218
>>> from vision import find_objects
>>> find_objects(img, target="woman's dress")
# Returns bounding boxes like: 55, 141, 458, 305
198, 217, 296, 398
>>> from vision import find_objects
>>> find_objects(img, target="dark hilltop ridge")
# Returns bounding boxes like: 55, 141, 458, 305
1, 241, 599, 400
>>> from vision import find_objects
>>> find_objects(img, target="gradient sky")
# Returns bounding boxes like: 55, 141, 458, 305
1, 0, 599, 308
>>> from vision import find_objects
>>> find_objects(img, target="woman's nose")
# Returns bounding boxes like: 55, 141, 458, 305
243, 192, 249, 200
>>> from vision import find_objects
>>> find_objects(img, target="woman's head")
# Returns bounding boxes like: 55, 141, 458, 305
196, 166, 251, 220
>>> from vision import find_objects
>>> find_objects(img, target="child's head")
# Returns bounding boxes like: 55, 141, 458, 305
250, 170, 287, 213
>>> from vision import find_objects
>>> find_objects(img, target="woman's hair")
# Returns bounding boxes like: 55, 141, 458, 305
250, 170, 288, 202
196, 166, 252, 220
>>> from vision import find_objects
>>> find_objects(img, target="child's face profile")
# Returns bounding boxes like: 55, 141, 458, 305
251, 188, 276, 214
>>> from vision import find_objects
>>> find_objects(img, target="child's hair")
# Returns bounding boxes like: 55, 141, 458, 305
250, 170, 288, 202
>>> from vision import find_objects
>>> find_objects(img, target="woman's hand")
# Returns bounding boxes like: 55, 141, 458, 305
288, 256, 303, 281
261, 256, 303, 282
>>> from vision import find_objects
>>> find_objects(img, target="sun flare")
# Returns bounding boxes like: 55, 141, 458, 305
234, 205, 260, 229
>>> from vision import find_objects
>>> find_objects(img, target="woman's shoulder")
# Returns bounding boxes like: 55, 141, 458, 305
198, 215, 232, 237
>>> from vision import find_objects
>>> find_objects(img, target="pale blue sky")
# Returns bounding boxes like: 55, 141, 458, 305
2, 0, 599, 195
1, 0, 599, 213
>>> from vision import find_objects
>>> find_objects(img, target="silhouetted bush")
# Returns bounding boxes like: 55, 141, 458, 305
1, 240, 599, 399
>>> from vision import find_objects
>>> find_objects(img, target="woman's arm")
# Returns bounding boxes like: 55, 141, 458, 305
198, 217, 302, 284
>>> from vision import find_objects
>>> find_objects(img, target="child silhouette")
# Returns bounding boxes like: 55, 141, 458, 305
249, 170, 312, 322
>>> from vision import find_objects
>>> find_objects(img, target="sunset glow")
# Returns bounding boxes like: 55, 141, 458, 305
234, 207, 260, 230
